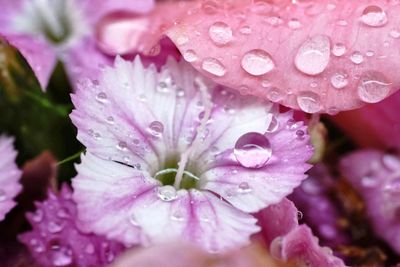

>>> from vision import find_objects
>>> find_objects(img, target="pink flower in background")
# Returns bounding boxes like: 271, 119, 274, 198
69, 56, 313, 252
0, 0, 154, 88
19, 185, 125, 267
0, 136, 22, 221
257, 198, 347, 267
97, 0, 400, 113
340, 150, 400, 254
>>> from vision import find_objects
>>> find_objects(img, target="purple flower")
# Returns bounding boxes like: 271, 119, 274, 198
340, 150, 400, 254
19, 185, 125, 267
69, 57, 313, 252
0, 0, 154, 88
258, 198, 347, 267
0, 136, 22, 221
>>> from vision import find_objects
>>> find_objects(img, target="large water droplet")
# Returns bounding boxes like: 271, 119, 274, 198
157, 186, 178, 202
241, 49, 275, 76
357, 71, 391, 103
208, 22, 232, 46
149, 121, 164, 136
330, 72, 349, 89
234, 132, 272, 169
202, 58, 226, 77
266, 116, 279, 133
295, 35, 331, 75
296, 91, 322, 113
360, 5, 388, 27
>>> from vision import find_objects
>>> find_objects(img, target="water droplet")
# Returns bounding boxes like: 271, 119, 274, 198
288, 19, 302, 29
106, 116, 114, 124
157, 81, 170, 93
332, 43, 346, 57
266, 116, 279, 133
296, 130, 305, 140
366, 50, 375, 57
117, 141, 128, 151
390, 29, 400, 38
361, 175, 379, 187
267, 87, 284, 102
176, 88, 185, 97
0, 189, 6, 201
96, 92, 108, 103
50, 241, 73, 267
330, 72, 349, 89
202, 58, 226, 77
201, 1, 220, 15
297, 211, 304, 220
149, 121, 164, 136
295, 35, 331, 75
32, 209, 44, 222
350, 51, 364, 64
360, 5, 388, 27
176, 35, 189, 46
157, 186, 178, 201
183, 50, 198, 62
382, 154, 400, 171
296, 91, 322, 113
237, 182, 252, 193
208, 22, 232, 46
357, 71, 391, 103
56, 208, 69, 219
48, 221, 64, 233
239, 26, 252, 35
336, 19, 348, 26
241, 49, 275, 76
234, 132, 272, 169
85, 243, 95, 254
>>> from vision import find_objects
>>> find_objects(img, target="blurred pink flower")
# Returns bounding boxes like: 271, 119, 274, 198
19, 185, 126, 267
98, 0, 400, 113
0, 136, 22, 221
0, 0, 154, 88
69, 56, 313, 252
340, 150, 400, 254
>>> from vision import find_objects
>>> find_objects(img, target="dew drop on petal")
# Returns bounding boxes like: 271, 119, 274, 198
361, 175, 379, 187
330, 72, 349, 89
384, 178, 400, 194
237, 182, 252, 193
202, 58, 226, 77
208, 22, 233, 46
48, 221, 64, 233
183, 50, 198, 62
270, 236, 283, 260
295, 35, 331, 75
239, 26, 252, 34
331, 43, 346, 57
32, 209, 44, 222
241, 49, 275, 76
357, 71, 391, 103
350, 51, 364, 64
96, 92, 108, 103
149, 121, 164, 136
267, 87, 284, 102
85, 243, 95, 254
360, 5, 388, 27
390, 29, 400, 38
234, 132, 272, 169
50, 241, 73, 267
117, 141, 128, 151
157, 186, 178, 202
296, 91, 322, 113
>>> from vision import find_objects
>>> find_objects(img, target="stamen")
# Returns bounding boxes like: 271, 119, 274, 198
173, 77, 213, 188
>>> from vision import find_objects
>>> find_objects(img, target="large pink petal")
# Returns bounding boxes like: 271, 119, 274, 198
1, 34, 56, 89
0, 136, 22, 221
103, 0, 400, 113
330, 90, 400, 149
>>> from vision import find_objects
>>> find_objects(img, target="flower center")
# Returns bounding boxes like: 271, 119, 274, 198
12, 0, 88, 45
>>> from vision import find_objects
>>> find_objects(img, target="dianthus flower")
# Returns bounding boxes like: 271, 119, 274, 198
340, 150, 400, 254
0, 0, 154, 88
19, 185, 125, 267
70, 57, 313, 252
0, 136, 22, 221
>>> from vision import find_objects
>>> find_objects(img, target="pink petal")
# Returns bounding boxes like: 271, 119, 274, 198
109, 0, 400, 113
0, 136, 22, 221
73, 153, 155, 246
330, 90, 400, 149
340, 150, 400, 254
202, 112, 313, 212
19, 185, 125, 267
1, 34, 56, 89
